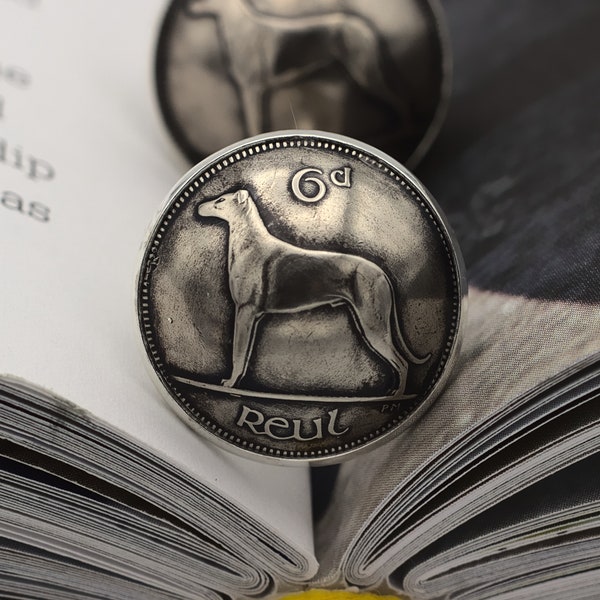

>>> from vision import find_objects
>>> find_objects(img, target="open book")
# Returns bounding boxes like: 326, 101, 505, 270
1, 1, 600, 599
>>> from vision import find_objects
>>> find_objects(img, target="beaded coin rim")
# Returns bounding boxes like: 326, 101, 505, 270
136, 130, 467, 465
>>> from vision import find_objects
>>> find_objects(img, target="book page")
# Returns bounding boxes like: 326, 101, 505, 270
0, 0, 312, 556
315, 0, 600, 588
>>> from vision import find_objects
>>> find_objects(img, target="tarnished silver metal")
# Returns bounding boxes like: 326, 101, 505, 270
137, 131, 466, 464
155, 0, 451, 169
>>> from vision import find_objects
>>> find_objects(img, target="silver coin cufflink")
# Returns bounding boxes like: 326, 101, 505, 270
137, 131, 466, 464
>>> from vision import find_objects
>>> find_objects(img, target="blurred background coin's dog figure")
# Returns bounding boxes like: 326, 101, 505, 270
156, 0, 450, 167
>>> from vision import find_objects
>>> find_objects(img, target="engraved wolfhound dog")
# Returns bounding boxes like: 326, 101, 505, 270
184, 0, 410, 136
197, 189, 429, 395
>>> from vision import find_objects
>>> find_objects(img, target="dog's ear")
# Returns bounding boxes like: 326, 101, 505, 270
235, 189, 249, 205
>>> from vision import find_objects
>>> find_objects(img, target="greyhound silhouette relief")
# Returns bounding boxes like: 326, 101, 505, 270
184, 0, 410, 136
197, 189, 429, 396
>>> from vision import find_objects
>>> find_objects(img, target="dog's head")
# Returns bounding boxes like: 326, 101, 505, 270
197, 189, 250, 221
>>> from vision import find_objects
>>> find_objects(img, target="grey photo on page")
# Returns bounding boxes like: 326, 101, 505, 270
314, 0, 600, 596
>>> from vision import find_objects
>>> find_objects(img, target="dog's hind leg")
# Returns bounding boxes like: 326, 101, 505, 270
353, 306, 409, 396
348, 268, 410, 395
222, 305, 261, 388
335, 20, 411, 126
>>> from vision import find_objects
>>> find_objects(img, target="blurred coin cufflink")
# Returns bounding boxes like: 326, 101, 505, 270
155, 0, 451, 169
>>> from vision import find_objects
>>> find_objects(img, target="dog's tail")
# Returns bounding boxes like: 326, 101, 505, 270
389, 281, 431, 365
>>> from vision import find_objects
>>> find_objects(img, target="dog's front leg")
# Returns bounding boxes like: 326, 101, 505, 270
239, 85, 264, 137
222, 304, 260, 388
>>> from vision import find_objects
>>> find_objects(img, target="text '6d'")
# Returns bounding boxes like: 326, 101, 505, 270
291, 166, 352, 203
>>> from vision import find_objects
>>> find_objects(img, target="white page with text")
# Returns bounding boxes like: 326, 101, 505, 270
0, 0, 313, 557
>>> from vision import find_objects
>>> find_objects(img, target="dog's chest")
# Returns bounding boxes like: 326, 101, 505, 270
227, 244, 262, 302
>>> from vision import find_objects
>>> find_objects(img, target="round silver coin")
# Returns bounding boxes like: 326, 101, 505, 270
137, 131, 466, 464
155, 0, 451, 169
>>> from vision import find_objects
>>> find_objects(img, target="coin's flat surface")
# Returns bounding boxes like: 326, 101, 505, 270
137, 131, 465, 463
155, 0, 450, 169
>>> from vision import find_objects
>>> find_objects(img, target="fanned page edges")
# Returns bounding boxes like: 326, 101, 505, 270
3, 333, 600, 597
317, 344, 600, 589
401, 453, 600, 599
0, 378, 318, 598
